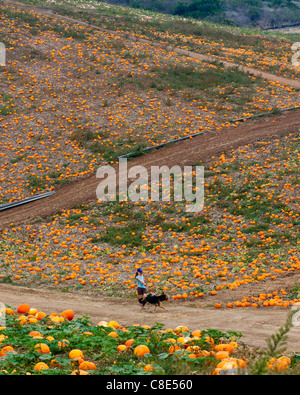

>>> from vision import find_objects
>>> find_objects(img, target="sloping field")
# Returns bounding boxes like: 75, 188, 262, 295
0, 0, 299, 369
1, 108, 300, 227
0, 0, 299, 205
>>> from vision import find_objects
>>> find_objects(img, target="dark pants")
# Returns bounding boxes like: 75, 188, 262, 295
138, 287, 146, 299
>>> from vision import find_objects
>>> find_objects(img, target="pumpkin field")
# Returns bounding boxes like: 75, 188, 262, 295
0, 0, 299, 375
0, 302, 299, 375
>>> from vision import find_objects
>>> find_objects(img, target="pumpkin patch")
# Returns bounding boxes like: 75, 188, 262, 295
0, 0, 299, 377
0, 303, 298, 375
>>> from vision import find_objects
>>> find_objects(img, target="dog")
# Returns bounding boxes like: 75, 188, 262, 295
138, 292, 169, 312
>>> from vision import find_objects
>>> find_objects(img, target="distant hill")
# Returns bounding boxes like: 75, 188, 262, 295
98, 0, 300, 28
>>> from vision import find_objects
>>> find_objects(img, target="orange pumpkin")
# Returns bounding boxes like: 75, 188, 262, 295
0, 346, 15, 356
59, 310, 74, 321
125, 338, 135, 347
69, 349, 84, 360
134, 345, 150, 357
34, 362, 49, 371
17, 304, 30, 314
34, 343, 50, 354
78, 361, 96, 370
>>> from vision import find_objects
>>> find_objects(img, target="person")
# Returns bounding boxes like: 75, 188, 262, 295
135, 268, 147, 303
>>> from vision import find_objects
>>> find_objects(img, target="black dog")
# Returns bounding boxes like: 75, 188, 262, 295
138, 293, 169, 312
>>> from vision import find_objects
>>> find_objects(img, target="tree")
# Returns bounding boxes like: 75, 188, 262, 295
248, 6, 262, 22
174, 0, 222, 19
128, 0, 142, 8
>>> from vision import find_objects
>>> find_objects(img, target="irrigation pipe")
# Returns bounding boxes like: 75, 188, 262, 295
263, 22, 300, 31
229, 106, 300, 123
117, 105, 300, 162
117, 131, 205, 160
0, 191, 55, 212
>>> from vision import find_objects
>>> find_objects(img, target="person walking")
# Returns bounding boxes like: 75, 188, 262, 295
135, 268, 147, 304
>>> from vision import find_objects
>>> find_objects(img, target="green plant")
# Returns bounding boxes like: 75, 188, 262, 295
249, 310, 297, 375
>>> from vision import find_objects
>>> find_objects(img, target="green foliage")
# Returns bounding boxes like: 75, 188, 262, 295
96, 0, 299, 26
1, 307, 300, 375
151, 64, 257, 93
0, 310, 239, 375
101, 221, 146, 248
174, 0, 222, 19
249, 310, 297, 375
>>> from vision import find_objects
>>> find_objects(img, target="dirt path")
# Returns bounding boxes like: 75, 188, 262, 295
1, 282, 300, 353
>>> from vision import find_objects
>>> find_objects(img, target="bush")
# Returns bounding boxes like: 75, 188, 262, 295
174, 0, 222, 19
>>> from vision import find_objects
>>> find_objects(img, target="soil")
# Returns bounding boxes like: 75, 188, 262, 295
1, 0, 300, 354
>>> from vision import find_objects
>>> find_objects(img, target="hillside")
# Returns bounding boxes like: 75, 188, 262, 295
0, 0, 299, 205
0, 0, 299, 375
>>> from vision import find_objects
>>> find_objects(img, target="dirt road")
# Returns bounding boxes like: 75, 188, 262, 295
1, 282, 300, 353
